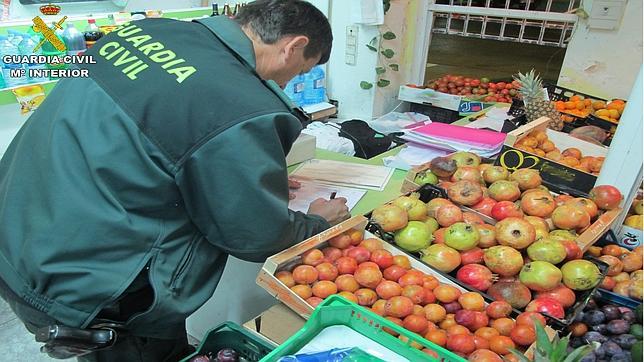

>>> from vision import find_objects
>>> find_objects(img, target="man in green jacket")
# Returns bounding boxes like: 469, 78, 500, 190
0, 1, 348, 360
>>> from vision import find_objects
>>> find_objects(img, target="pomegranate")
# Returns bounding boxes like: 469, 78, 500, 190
355, 288, 378, 306
486, 301, 513, 319
524, 215, 550, 241
376, 280, 403, 299
393, 255, 411, 269
484, 246, 524, 277
292, 265, 318, 284
335, 274, 359, 292
495, 217, 536, 249
519, 261, 563, 292
509, 169, 542, 191
393, 221, 432, 252
312, 280, 338, 298
549, 229, 577, 242
359, 238, 382, 252
334, 256, 358, 275
433, 228, 446, 244
477, 224, 497, 248
402, 285, 426, 304
445, 222, 480, 251
456, 264, 497, 291
525, 297, 565, 319
526, 238, 567, 264
385, 296, 415, 318
315, 262, 339, 281
450, 151, 481, 167
328, 233, 353, 249
370, 204, 408, 232
536, 285, 576, 308
447, 180, 484, 206
483, 166, 509, 184
565, 198, 599, 219
469, 349, 503, 362
436, 204, 463, 227
346, 247, 371, 263
589, 185, 623, 210
392, 195, 428, 221
491, 201, 524, 220
429, 156, 458, 178
383, 265, 407, 281
321, 247, 342, 262
560, 259, 602, 290
552, 205, 590, 230
560, 240, 582, 261
488, 281, 532, 309
488, 180, 521, 202
521, 191, 556, 218
426, 198, 452, 218
301, 249, 325, 266
555, 194, 574, 206
403, 314, 429, 334
398, 272, 424, 287
354, 265, 383, 289
420, 244, 461, 272
472, 197, 497, 217
451, 166, 483, 184
460, 247, 484, 265
370, 249, 394, 269
276, 271, 295, 288
462, 212, 484, 225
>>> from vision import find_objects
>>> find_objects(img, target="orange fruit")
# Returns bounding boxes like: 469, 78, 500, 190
608, 109, 620, 119
569, 95, 582, 102
424, 303, 447, 323
534, 148, 546, 157
540, 140, 556, 153
491, 317, 515, 336
575, 101, 585, 110
510, 324, 537, 346
564, 101, 575, 109
434, 285, 461, 303
489, 335, 516, 355
458, 292, 486, 311
425, 329, 448, 347
592, 100, 606, 110
447, 324, 471, 336
595, 109, 610, 117
440, 314, 457, 330
583, 99, 592, 107
475, 327, 501, 340
555, 101, 566, 111
473, 335, 490, 350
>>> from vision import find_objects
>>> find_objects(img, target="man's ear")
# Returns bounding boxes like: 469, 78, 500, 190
284, 35, 310, 58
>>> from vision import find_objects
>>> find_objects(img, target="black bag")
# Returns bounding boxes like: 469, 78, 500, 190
336, 120, 403, 159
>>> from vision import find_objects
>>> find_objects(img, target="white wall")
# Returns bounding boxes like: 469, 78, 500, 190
558, 0, 643, 99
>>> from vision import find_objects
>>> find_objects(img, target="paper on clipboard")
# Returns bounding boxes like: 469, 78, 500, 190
290, 159, 394, 191
288, 181, 366, 214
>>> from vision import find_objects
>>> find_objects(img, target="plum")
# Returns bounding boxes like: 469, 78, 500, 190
620, 310, 636, 324
216, 348, 239, 362
575, 311, 586, 322
592, 324, 608, 334
602, 341, 623, 357
611, 334, 638, 349
571, 337, 585, 348
584, 310, 607, 325
601, 305, 621, 321
584, 331, 609, 344
587, 299, 599, 310
608, 352, 629, 362
579, 352, 596, 362
606, 320, 630, 335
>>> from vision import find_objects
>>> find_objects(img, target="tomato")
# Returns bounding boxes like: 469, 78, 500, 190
505, 83, 514, 89
501, 89, 510, 95
488, 83, 497, 90
471, 79, 481, 87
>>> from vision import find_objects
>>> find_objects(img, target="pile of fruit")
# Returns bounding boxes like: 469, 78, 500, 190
623, 198, 643, 230
373, 152, 623, 321
554, 96, 626, 125
424, 75, 520, 104
274, 232, 546, 360
513, 129, 605, 175
586, 244, 643, 301
567, 299, 642, 362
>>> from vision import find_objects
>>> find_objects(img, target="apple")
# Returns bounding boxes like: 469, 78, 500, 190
488, 180, 521, 202
444, 222, 480, 251
491, 201, 524, 221
496, 217, 536, 249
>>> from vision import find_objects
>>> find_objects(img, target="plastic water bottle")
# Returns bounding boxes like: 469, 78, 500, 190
284, 74, 305, 107
62, 23, 87, 56
302, 66, 326, 105
19, 35, 50, 83
0, 36, 28, 88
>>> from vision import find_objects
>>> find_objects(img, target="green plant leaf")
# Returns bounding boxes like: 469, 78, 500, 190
505, 348, 531, 362
375, 67, 386, 75
369, 36, 379, 46
534, 317, 553, 356
551, 335, 569, 361
381, 49, 395, 59
563, 343, 596, 362
366, 44, 378, 52
377, 79, 390, 87
360, 81, 373, 90
382, 31, 396, 40
389, 64, 399, 71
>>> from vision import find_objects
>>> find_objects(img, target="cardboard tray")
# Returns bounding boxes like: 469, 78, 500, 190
499, 116, 608, 195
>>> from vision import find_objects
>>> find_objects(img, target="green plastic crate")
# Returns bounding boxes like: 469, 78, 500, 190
260, 295, 465, 362
181, 322, 275, 362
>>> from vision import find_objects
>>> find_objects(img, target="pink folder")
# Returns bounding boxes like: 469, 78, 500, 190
411, 123, 506, 148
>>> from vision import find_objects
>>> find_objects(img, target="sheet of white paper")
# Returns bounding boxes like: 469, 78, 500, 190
382, 144, 449, 170
290, 159, 394, 191
288, 181, 366, 213
350, 0, 384, 25
465, 107, 512, 131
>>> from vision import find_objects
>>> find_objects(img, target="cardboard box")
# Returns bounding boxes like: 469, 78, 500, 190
617, 225, 643, 250
243, 303, 304, 346
398, 85, 462, 111
498, 116, 608, 194
286, 134, 316, 167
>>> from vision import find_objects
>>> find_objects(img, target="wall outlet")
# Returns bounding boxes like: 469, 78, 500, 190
589, 0, 627, 30
345, 26, 358, 65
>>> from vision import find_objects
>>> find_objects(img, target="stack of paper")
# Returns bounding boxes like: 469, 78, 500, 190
288, 181, 366, 214
401, 122, 506, 158
290, 159, 394, 192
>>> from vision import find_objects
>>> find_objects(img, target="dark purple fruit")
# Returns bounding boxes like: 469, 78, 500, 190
575, 311, 586, 322
579, 352, 596, 362
584, 310, 607, 325
584, 331, 609, 344
607, 320, 631, 335
602, 305, 621, 321
602, 341, 623, 357
216, 348, 239, 362
592, 324, 608, 334
609, 352, 629, 362
571, 337, 585, 348
611, 334, 638, 349
190, 355, 212, 362
620, 310, 636, 324
586, 299, 598, 310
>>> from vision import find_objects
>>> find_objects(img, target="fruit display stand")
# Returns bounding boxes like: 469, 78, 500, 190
498, 116, 609, 194
259, 295, 461, 361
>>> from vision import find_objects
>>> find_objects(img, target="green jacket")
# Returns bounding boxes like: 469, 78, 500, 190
0, 17, 329, 338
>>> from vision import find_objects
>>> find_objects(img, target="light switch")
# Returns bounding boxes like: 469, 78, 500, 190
345, 26, 359, 66
589, 0, 626, 30
345, 54, 356, 66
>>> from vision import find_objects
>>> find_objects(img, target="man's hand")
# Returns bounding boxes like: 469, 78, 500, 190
307, 197, 350, 226
288, 178, 301, 200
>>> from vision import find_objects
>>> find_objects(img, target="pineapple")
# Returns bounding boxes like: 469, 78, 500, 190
514, 69, 564, 130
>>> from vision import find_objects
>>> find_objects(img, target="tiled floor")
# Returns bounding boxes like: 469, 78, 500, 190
0, 298, 56, 361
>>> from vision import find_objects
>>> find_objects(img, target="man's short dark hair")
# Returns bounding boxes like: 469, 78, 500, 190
235, 0, 333, 64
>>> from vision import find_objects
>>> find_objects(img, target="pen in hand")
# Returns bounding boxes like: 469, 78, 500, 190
330, 192, 337, 200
